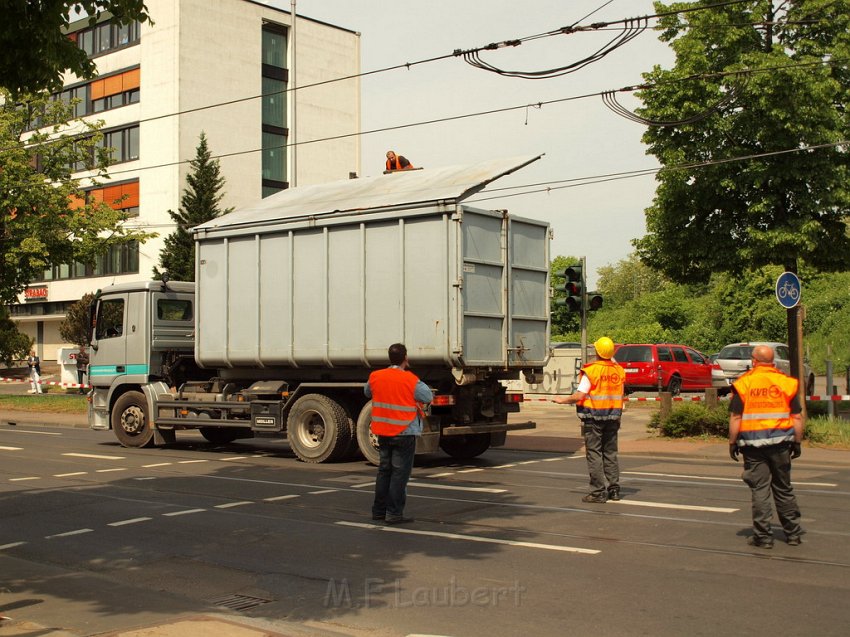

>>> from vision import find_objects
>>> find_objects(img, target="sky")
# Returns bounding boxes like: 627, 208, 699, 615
279, 1, 676, 287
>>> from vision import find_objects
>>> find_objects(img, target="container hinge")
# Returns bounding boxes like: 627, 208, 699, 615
453, 277, 463, 288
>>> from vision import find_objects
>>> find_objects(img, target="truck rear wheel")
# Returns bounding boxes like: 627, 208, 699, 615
355, 403, 381, 466
286, 394, 352, 463
112, 391, 154, 448
440, 433, 491, 460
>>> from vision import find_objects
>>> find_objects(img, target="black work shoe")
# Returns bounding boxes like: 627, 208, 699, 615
747, 536, 774, 549
385, 516, 414, 525
371, 514, 385, 521
786, 536, 802, 546
607, 488, 621, 501
582, 493, 607, 504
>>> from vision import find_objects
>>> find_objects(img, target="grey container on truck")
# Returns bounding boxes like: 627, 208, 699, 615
192, 155, 550, 375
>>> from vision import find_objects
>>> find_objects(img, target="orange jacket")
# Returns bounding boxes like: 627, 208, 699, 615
369, 367, 422, 436
733, 366, 798, 447
386, 155, 413, 171
577, 359, 625, 421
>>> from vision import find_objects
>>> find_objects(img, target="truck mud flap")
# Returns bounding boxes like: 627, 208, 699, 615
415, 431, 440, 454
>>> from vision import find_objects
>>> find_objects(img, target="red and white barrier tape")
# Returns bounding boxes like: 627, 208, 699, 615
1, 377, 91, 389
523, 394, 850, 403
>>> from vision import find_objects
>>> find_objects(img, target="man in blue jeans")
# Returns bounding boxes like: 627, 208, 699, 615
365, 343, 432, 524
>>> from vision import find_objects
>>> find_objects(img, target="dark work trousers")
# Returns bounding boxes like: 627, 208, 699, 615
742, 444, 802, 541
372, 434, 417, 519
583, 419, 620, 497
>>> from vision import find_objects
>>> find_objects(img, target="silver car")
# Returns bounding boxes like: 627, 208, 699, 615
714, 341, 815, 396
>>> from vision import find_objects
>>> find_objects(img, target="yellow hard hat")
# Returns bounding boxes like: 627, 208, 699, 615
594, 336, 615, 360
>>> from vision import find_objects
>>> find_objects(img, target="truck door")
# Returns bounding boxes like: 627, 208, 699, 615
89, 293, 128, 388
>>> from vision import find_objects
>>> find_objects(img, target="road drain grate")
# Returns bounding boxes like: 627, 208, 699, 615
208, 594, 272, 611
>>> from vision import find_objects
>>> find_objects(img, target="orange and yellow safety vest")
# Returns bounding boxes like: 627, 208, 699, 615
369, 367, 422, 436
577, 359, 625, 421
386, 156, 413, 171
733, 366, 798, 447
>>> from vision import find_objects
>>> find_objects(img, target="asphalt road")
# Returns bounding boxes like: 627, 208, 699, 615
1, 422, 849, 637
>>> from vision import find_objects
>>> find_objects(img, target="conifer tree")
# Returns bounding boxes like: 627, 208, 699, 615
154, 133, 233, 282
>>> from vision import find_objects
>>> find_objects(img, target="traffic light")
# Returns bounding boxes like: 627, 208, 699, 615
587, 291, 603, 311
555, 264, 583, 312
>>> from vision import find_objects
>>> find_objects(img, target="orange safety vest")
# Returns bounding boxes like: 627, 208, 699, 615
386, 156, 413, 171
369, 367, 422, 436
577, 359, 625, 421
733, 366, 798, 447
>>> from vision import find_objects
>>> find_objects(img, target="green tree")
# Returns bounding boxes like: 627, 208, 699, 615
0, 1, 151, 97
0, 306, 31, 365
154, 132, 233, 282
1, 90, 153, 305
59, 293, 95, 348
596, 253, 669, 309
634, 0, 850, 282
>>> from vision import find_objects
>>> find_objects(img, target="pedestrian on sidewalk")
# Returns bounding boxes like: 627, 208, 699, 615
554, 336, 625, 503
365, 343, 432, 524
728, 344, 804, 549
27, 349, 43, 394
75, 346, 89, 393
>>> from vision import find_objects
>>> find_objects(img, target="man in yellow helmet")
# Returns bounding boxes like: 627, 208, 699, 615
554, 337, 625, 503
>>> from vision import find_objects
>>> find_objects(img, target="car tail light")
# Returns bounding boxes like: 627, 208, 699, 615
504, 393, 524, 403
431, 394, 456, 406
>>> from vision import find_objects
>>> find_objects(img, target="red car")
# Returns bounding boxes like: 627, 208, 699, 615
614, 343, 720, 395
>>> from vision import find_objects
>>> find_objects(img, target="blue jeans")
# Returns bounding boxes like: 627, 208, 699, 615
373, 435, 416, 519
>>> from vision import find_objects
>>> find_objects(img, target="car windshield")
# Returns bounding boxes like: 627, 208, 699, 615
615, 345, 652, 363
718, 345, 754, 360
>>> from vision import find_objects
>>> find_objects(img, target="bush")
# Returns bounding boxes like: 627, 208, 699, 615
805, 416, 850, 448
649, 402, 730, 438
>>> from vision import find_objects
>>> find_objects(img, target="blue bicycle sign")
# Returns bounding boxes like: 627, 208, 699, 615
775, 272, 801, 309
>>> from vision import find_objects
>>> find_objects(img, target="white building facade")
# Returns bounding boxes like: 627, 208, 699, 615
12, 0, 361, 361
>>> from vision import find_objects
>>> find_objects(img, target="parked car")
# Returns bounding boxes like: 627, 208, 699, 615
613, 343, 721, 395
714, 342, 816, 396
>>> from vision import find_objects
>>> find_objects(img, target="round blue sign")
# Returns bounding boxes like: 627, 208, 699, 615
775, 272, 801, 309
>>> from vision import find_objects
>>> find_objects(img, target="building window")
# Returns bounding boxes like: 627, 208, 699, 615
33, 241, 139, 283
73, 19, 140, 58
261, 23, 289, 197
97, 125, 140, 165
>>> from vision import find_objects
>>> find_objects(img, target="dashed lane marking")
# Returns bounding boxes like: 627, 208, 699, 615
427, 472, 455, 478
622, 470, 837, 488
0, 542, 27, 550
337, 521, 600, 555
214, 501, 253, 509
0, 429, 61, 435
96, 468, 127, 473
142, 463, 172, 468
308, 489, 337, 495
264, 495, 299, 502
220, 456, 249, 461
516, 460, 540, 465
46, 529, 93, 539
541, 457, 564, 462
108, 517, 152, 526
163, 509, 206, 517
53, 472, 87, 477
608, 499, 738, 513
0, 446, 22, 451
178, 460, 208, 464
490, 464, 516, 469
63, 453, 124, 460
407, 480, 507, 494
457, 468, 485, 473
9, 477, 39, 482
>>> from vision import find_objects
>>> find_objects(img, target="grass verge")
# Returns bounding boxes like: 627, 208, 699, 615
0, 394, 88, 414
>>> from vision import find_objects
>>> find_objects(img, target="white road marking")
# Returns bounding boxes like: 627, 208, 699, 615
9, 477, 40, 482
264, 495, 299, 502
0, 542, 27, 550
133, 477, 156, 481
96, 468, 127, 473
308, 489, 337, 495
108, 517, 152, 526
427, 472, 455, 478
46, 529, 93, 539
143, 463, 172, 468
337, 522, 599, 555
457, 468, 484, 473
53, 472, 87, 477
608, 499, 738, 513
490, 464, 516, 469
63, 453, 124, 460
622, 470, 837, 488
163, 509, 206, 517
220, 456, 248, 461
178, 460, 208, 464
0, 429, 60, 435
516, 460, 540, 465
541, 457, 563, 462
214, 501, 253, 509
407, 481, 506, 494
0, 446, 22, 451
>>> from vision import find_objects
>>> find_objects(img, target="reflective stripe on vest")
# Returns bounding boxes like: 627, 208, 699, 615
369, 367, 421, 436
733, 366, 798, 447
577, 360, 625, 421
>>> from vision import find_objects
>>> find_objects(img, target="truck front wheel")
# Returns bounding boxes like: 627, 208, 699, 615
112, 391, 154, 448
440, 433, 491, 460
286, 394, 352, 463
